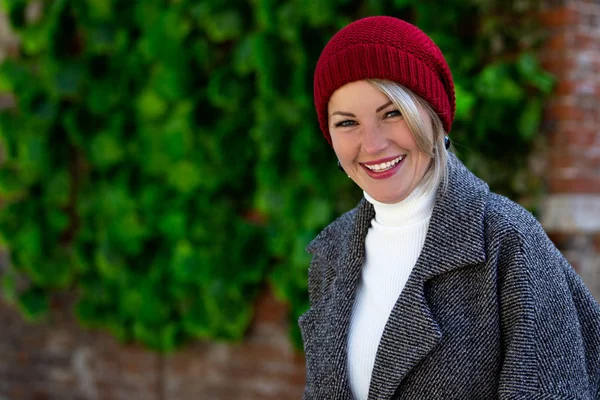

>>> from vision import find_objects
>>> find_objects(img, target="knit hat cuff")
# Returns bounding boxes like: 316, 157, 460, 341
315, 44, 452, 145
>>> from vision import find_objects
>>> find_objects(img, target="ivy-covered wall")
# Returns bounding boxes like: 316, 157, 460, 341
0, 0, 553, 351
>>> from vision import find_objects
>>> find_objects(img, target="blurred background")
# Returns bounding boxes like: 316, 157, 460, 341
0, 0, 598, 399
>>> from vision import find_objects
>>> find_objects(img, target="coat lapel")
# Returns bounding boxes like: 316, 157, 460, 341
368, 154, 489, 399
324, 198, 375, 399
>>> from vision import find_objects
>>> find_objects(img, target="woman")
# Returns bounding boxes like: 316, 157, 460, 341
300, 16, 600, 400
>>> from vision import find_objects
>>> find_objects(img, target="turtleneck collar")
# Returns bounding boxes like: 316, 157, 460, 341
363, 176, 439, 228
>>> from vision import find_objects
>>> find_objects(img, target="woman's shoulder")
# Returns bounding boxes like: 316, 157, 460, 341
483, 191, 599, 308
483, 191, 549, 246
481, 191, 582, 291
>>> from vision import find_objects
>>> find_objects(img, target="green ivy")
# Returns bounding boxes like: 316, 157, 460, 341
0, 0, 553, 351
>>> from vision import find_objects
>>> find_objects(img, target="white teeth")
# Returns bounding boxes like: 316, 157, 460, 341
364, 156, 404, 172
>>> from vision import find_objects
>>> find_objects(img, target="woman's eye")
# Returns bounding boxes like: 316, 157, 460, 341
334, 120, 356, 128
384, 110, 402, 118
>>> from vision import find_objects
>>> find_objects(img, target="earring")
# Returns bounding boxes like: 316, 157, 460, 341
337, 160, 345, 172
444, 135, 450, 150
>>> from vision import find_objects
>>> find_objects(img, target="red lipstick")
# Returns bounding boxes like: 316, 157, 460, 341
360, 155, 405, 180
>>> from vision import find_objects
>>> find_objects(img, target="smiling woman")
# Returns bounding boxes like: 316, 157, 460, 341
300, 16, 600, 400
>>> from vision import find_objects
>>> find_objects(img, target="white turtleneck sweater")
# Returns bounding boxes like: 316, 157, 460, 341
347, 182, 438, 400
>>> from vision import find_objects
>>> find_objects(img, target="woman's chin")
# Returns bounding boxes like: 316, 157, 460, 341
365, 190, 409, 204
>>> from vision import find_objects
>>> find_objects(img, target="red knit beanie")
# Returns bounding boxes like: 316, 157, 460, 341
314, 16, 455, 145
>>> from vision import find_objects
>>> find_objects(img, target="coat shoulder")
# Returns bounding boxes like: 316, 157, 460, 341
483, 192, 575, 288
483, 192, 564, 270
484, 192, 545, 240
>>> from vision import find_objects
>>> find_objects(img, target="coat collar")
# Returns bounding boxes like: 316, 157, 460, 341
307, 153, 489, 399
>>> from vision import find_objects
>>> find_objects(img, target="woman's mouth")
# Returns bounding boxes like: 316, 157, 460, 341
360, 155, 405, 180
363, 155, 404, 172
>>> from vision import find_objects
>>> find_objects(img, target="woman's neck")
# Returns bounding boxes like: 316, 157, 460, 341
363, 178, 439, 227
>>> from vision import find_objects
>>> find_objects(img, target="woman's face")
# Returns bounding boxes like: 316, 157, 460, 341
328, 80, 433, 204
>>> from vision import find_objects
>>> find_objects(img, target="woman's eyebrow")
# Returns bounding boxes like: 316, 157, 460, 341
330, 111, 356, 117
376, 101, 393, 113
330, 101, 394, 118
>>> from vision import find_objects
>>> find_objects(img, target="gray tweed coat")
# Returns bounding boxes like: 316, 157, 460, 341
299, 154, 600, 400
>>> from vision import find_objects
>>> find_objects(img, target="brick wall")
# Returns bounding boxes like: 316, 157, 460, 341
0, 294, 162, 400
0, 289, 305, 400
539, 0, 600, 300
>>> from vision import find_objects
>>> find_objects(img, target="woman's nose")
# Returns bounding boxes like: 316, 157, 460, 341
362, 124, 387, 155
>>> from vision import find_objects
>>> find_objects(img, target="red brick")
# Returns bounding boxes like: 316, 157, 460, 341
539, 7, 580, 28
547, 151, 582, 170
540, 55, 573, 77
549, 145, 600, 170
547, 177, 600, 193
554, 80, 577, 95
545, 103, 586, 121
545, 33, 567, 51
560, 130, 598, 146
573, 33, 596, 49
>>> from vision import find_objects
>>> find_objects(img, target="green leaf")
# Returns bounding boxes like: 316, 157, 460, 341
47, 209, 69, 232
206, 69, 246, 111
18, 289, 49, 322
136, 89, 168, 120
233, 35, 257, 76
44, 169, 70, 207
15, 224, 42, 260
94, 250, 126, 283
454, 83, 475, 121
166, 161, 202, 194
201, 10, 243, 43
53, 63, 84, 97
90, 132, 125, 168
83, 0, 113, 20
302, 197, 331, 229
159, 212, 187, 241
110, 212, 147, 255
530, 72, 555, 95
516, 52, 539, 80
476, 64, 524, 104
518, 98, 543, 141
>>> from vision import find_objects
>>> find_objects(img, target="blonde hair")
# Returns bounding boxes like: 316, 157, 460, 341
368, 79, 450, 194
